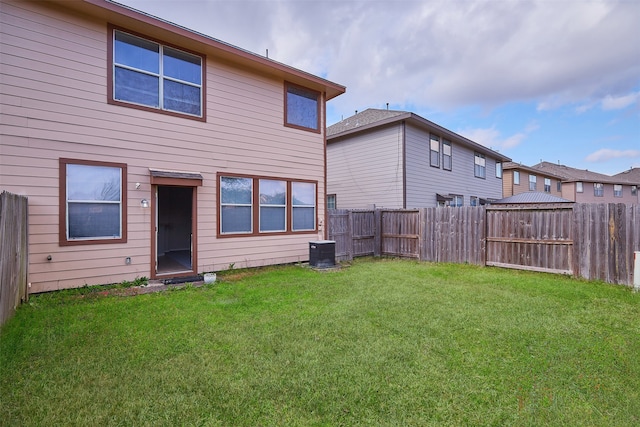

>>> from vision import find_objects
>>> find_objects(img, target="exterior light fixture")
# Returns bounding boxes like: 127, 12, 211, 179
140, 199, 150, 208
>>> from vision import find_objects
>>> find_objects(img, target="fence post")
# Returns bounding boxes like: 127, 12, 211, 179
347, 210, 353, 261
419, 208, 427, 261
0, 191, 29, 328
373, 209, 382, 257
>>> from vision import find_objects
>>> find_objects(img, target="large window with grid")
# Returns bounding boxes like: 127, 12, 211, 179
219, 174, 316, 236
111, 28, 204, 119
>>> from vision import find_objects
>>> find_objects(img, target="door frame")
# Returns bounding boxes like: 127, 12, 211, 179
149, 172, 202, 280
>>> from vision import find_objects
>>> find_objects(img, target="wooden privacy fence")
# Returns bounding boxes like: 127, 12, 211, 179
0, 191, 29, 328
327, 203, 640, 286
486, 204, 574, 275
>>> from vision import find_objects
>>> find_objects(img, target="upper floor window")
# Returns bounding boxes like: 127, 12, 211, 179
514, 171, 520, 185
576, 182, 584, 193
557, 181, 562, 192
496, 162, 502, 179
632, 185, 638, 196
60, 159, 127, 245
474, 153, 486, 178
430, 134, 440, 167
111, 29, 204, 119
442, 140, 452, 171
594, 183, 604, 197
614, 184, 622, 197
544, 178, 551, 193
529, 175, 537, 191
285, 82, 320, 132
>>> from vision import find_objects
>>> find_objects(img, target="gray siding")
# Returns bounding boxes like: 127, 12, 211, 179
405, 123, 503, 207
327, 124, 404, 209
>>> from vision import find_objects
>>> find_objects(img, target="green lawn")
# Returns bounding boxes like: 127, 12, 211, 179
1, 258, 639, 426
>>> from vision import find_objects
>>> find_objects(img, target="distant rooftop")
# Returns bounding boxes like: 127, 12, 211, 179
327, 109, 407, 136
494, 192, 573, 204
532, 161, 635, 184
503, 161, 564, 179
613, 167, 640, 184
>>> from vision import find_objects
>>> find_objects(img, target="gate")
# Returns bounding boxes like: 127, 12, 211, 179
486, 204, 574, 275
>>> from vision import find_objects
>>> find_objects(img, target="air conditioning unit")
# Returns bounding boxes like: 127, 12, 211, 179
309, 240, 336, 268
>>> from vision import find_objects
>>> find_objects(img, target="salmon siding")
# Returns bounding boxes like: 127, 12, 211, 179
0, 0, 345, 292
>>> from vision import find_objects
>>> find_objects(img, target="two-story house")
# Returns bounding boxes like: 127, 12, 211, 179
613, 168, 640, 203
0, 0, 345, 292
502, 162, 564, 198
326, 109, 511, 209
532, 162, 638, 204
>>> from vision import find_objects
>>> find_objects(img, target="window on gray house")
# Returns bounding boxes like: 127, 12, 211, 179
496, 162, 502, 178
529, 175, 536, 191
544, 178, 551, 193
449, 195, 463, 207
327, 194, 337, 209
474, 153, 486, 178
442, 140, 452, 171
430, 134, 440, 168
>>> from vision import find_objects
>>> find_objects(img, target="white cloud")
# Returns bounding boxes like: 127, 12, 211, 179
585, 149, 640, 163
119, 0, 640, 118
601, 92, 640, 111
459, 120, 539, 151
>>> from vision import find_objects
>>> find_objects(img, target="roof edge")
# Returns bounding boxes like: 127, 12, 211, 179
66, 0, 346, 99
328, 109, 511, 162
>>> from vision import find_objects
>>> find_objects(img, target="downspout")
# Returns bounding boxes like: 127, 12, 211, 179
402, 120, 406, 209
323, 92, 328, 240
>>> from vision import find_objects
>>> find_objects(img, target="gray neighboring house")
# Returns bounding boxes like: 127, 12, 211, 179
532, 162, 639, 204
326, 109, 511, 209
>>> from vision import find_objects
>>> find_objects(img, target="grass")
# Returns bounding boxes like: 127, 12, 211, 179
1, 258, 639, 426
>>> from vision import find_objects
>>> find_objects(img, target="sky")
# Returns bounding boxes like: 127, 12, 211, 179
117, 0, 640, 175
